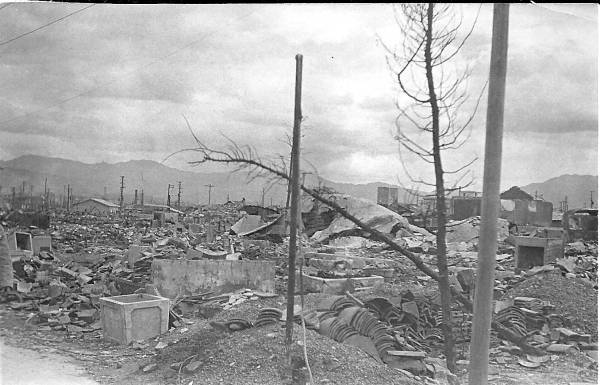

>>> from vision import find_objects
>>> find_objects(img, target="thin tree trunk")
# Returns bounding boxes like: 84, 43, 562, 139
285, 54, 303, 359
425, 2, 456, 373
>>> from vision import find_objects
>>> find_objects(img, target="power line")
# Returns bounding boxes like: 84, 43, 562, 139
0, 9, 255, 130
0, 4, 12, 12
0, 4, 95, 47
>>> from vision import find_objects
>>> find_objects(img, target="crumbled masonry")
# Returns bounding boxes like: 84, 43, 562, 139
0, 198, 597, 384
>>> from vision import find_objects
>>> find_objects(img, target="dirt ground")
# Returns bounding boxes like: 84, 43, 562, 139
1, 340, 100, 385
1, 285, 597, 385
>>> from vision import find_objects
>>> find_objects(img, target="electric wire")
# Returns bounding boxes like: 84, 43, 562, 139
0, 4, 95, 47
0, 9, 255, 129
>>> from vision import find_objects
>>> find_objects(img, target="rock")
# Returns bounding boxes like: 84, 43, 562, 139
67, 324, 84, 333
518, 358, 541, 368
387, 350, 426, 358
546, 344, 576, 353
132, 341, 148, 350
526, 354, 550, 363
142, 363, 158, 373
184, 360, 202, 373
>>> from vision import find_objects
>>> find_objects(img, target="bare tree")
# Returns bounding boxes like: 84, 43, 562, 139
379, 3, 485, 372
179, 129, 543, 357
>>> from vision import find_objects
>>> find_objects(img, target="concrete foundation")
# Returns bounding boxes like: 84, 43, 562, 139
362, 267, 395, 282
514, 236, 564, 271
151, 259, 276, 298
297, 272, 384, 294
32, 236, 52, 255
7, 232, 32, 253
100, 294, 169, 345
304, 252, 395, 270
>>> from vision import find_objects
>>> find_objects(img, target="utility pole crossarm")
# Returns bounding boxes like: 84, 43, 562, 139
205, 184, 215, 205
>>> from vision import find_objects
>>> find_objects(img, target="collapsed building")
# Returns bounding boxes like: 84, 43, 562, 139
0, 184, 597, 381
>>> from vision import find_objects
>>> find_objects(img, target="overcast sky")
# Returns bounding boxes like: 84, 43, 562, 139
0, 3, 597, 190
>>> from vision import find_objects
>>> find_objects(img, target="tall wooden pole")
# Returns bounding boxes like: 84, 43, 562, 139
44, 177, 47, 211
285, 54, 303, 355
205, 184, 215, 205
469, 4, 509, 385
119, 176, 125, 213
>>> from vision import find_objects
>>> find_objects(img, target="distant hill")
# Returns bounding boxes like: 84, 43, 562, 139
521, 174, 598, 208
0, 155, 410, 206
3, 155, 595, 210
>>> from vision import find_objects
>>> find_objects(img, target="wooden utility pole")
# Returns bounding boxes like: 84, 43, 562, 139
205, 184, 215, 205
285, 54, 303, 356
44, 177, 47, 211
167, 184, 174, 207
119, 176, 125, 213
67, 184, 71, 212
177, 181, 182, 208
469, 4, 509, 385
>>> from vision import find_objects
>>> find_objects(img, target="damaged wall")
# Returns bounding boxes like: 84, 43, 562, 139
151, 259, 276, 298
500, 199, 553, 227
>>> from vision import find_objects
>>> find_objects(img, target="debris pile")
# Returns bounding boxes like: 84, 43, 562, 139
308, 195, 431, 243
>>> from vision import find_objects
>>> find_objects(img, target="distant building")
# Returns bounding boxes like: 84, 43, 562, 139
499, 186, 552, 227
500, 186, 534, 201
129, 203, 184, 223
452, 197, 481, 221
458, 190, 480, 199
377, 187, 399, 207
72, 198, 119, 215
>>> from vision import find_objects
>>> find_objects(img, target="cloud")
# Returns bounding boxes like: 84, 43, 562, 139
0, 3, 596, 188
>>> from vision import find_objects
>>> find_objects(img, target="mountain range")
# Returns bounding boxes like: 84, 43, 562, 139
521, 174, 598, 209
0, 155, 597, 209
0, 155, 412, 206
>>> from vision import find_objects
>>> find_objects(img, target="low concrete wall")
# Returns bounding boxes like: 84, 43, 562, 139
514, 236, 564, 270
151, 259, 275, 298
297, 272, 384, 294
305, 252, 396, 270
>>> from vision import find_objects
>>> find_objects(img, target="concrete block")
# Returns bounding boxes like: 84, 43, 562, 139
304, 252, 394, 270
362, 267, 395, 282
32, 236, 52, 255
297, 273, 384, 294
9, 250, 32, 262
241, 239, 270, 250
151, 259, 276, 298
7, 232, 32, 252
514, 236, 564, 270
100, 293, 169, 345
127, 245, 142, 268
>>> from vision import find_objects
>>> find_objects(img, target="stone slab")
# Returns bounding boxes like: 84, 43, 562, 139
151, 259, 275, 298
297, 272, 384, 294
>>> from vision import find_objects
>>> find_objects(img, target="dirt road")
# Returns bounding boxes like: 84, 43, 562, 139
0, 340, 99, 385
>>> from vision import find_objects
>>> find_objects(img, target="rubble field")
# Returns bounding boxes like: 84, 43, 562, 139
0, 201, 597, 385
